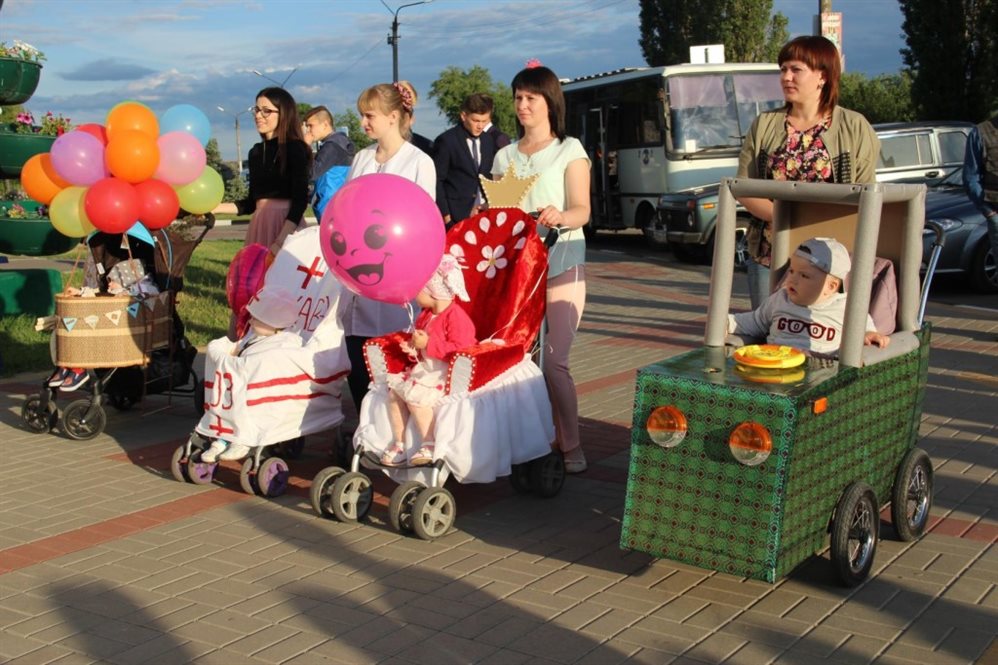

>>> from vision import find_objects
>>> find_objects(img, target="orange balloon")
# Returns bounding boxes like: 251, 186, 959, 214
105, 129, 160, 183
105, 101, 159, 141
20, 153, 71, 205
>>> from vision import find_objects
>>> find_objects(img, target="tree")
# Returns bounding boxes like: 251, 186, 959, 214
899, 0, 997, 122
639, 0, 788, 66
428, 66, 516, 138
839, 72, 915, 124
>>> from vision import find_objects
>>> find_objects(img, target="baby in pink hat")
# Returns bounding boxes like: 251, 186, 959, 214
381, 254, 478, 467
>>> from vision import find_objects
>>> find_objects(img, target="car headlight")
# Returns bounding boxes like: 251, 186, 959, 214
924, 218, 963, 235
646, 405, 688, 448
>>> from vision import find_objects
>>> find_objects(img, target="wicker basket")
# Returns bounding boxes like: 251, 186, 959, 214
54, 293, 172, 368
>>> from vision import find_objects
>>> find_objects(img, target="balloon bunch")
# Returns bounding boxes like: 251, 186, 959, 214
20, 102, 225, 238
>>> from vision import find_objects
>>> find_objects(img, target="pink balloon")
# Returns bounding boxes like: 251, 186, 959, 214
49, 130, 108, 186
320, 174, 444, 305
154, 131, 207, 185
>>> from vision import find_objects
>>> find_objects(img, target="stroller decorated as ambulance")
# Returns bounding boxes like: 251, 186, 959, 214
21, 218, 212, 440
170, 227, 350, 497
309, 171, 565, 540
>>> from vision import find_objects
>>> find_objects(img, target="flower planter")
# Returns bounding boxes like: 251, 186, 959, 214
0, 131, 56, 178
0, 57, 43, 105
0, 215, 80, 256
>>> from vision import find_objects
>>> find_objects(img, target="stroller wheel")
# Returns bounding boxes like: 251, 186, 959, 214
411, 487, 456, 541
186, 449, 217, 486
108, 393, 137, 411
329, 472, 374, 522
509, 463, 532, 494
256, 457, 290, 498
529, 452, 566, 498
389, 481, 425, 533
240, 458, 260, 496
61, 400, 106, 441
310, 466, 346, 518
170, 445, 190, 483
21, 395, 57, 433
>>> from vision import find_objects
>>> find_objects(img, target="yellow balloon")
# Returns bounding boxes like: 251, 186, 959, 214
49, 186, 96, 238
174, 166, 224, 214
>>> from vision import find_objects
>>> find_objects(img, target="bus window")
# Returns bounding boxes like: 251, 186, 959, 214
733, 73, 785, 137
667, 75, 740, 152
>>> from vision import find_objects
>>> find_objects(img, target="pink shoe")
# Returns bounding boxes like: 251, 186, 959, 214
380, 442, 407, 467
410, 443, 435, 466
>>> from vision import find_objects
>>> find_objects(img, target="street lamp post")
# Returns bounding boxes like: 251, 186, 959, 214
252, 68, 298, 88
216, 105, 248, 175
384, 0, 433, 83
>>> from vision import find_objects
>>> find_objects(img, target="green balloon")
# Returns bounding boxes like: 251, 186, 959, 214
175, 166, 224, 214
49, 186, 95, 238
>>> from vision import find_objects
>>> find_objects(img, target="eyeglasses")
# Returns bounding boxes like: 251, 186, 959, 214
250, 106, 279, 118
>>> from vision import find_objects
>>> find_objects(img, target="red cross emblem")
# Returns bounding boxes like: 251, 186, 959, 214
208, 415, 234, 437
296, 257, 325, 289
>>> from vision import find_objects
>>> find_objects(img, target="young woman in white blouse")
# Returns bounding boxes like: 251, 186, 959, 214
491, 64, 591, 473
341, 81, 437, 411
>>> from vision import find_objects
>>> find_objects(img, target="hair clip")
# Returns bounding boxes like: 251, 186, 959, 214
392, 82, 414, 112
525, 58, 543, 69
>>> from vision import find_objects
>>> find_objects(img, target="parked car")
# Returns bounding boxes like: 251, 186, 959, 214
923, 169, 997, 293
874, 121, 972, 187
656, 121, 975, 266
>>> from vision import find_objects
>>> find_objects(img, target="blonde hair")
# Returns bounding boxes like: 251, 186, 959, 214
357, 81, 418, 140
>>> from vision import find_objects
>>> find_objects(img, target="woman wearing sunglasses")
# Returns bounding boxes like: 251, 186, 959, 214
213, 87, 312, 256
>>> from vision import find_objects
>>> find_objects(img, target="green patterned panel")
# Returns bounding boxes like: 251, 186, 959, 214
622, 328, 931, 583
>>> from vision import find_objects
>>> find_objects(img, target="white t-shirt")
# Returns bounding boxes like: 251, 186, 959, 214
341, 141, 437, 337
492, 137, 590, 278
728, 289, 877, 356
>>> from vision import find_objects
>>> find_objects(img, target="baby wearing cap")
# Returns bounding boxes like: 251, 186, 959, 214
728, 237, 890, 356
381, 254, 478, 467
201, 284, 303, 463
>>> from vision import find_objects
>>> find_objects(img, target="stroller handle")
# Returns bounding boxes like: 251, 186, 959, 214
528, 211, 561, 249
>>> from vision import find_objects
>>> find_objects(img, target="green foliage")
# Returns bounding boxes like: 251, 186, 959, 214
839, 72, 916, 124
428, 65, 516, 138
205, 138, 225, 171
639, 0, 788, 66
296, 102, 311, 119
336, 108, 374, 149
224, 173, 248, 203
899, 0, 997, 122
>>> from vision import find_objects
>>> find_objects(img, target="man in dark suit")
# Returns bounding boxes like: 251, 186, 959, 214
433, 93, 499, 228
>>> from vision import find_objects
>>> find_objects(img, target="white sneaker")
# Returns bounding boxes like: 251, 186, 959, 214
200, 440, 228, 463
218, 443, 252, 461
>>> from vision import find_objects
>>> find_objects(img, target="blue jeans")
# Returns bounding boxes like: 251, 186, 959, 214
745, 256, 771, 309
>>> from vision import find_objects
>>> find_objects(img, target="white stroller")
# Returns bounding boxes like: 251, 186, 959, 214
171, 227, 350, 497
310, 208, 565, 540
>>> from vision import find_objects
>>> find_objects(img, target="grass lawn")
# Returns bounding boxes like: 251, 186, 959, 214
1, 240, 240, 378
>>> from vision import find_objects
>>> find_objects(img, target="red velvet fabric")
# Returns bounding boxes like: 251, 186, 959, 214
445, 208, 548, 352
451, 342, 528, 392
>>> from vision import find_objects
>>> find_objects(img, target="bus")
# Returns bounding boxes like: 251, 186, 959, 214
563, 63, 784, 248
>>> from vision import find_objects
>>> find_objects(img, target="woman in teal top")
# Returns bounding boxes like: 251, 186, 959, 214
492, 63, 591, 474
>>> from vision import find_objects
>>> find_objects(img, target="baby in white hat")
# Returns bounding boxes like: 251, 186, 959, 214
201, 284, 302, 463
381, 253, 478, 467
728, 237, 890, 356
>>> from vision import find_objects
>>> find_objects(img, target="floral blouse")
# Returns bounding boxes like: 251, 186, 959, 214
767, 114, 834, 182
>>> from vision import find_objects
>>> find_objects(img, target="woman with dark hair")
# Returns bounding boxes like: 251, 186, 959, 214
737, 35, 879, 307
491, 63, 591, 473
213, 87, 311, 256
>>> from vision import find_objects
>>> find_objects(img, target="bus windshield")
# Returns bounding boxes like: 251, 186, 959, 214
667, 72, 783, 153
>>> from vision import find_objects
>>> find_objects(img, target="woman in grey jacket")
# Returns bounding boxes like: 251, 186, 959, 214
737, 35, 879, 308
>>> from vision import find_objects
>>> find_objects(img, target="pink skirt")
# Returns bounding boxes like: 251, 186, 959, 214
245, 199, 291, 247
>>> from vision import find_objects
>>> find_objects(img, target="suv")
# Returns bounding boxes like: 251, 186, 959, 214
655, 121, 973, 263
874, 121, 972, 186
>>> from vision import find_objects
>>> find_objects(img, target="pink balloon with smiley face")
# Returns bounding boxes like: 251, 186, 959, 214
320, 173, 444, 305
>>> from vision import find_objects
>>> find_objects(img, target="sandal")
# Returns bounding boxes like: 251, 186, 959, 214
410, 443, 435, 466
380, 441, 407, 467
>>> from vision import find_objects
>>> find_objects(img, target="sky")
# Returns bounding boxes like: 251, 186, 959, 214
0, 0, 908, 162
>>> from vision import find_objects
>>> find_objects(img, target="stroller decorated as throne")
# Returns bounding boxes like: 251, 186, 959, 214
311, 167, 565, 540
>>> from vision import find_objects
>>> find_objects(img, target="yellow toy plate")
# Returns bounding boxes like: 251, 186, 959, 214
735, 363, 806, 385
732, 344, 806, 369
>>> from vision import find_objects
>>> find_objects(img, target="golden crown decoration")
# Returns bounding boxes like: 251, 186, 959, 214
479, 162, 540, 209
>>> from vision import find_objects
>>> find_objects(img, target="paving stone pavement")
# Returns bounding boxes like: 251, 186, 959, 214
1, 233, 996, 665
